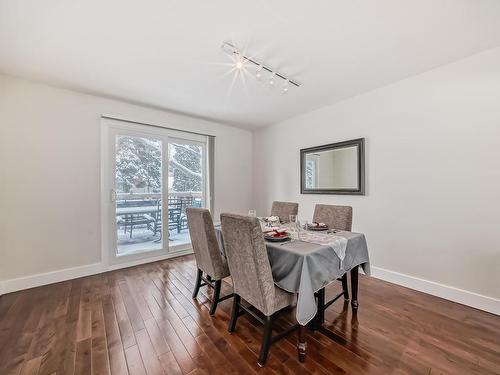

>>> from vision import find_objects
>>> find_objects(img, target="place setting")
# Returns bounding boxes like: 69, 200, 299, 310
255, 212, 347, 250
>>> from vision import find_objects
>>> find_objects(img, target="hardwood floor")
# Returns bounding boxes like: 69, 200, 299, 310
1, 255, 499, 375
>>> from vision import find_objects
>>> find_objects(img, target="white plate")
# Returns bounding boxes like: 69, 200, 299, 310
263, 233, 290, 242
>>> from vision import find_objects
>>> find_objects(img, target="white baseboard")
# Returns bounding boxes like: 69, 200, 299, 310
108, 249, 194, 271
1, 262, 105, 295
370, 266, 500, 316
0, 249, 193, 295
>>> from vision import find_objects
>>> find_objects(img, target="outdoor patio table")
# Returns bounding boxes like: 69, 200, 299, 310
116, 205, 159, 215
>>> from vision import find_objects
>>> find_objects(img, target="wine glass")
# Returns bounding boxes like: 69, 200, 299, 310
286, 215, 296, 238
302, 219, 309, 230
299, 219, 309, 240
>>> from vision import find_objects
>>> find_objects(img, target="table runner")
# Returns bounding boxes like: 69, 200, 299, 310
291, 230, 348, 264
214, 226, 370, 325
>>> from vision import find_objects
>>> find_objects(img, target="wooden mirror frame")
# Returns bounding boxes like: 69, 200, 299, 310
300, 138, 365, 195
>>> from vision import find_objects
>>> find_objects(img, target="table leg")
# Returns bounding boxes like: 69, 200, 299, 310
350, 265, 359, 312
315, 288, 325, 328
297, 325, 307, 362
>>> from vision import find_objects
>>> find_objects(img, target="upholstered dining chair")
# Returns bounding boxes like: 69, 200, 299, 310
220, 213, 298, 367
312, 204, 354, 319
313, 204, 353, 232
270, 201, 299, 222
186, 208, 232, 315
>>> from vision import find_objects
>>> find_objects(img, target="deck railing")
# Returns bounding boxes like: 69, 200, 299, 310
117, 191, 202, 202
116, 191, 203, 236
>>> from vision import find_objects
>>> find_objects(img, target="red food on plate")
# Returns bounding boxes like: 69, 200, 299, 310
264, 230, 289, 238
272, 231, 288, 237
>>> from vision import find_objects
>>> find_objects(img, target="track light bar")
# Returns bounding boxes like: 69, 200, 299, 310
221, 41, 301, 88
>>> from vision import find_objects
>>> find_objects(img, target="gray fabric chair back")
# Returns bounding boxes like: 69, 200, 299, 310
270, 201, 299, 222
313, 204, 352, 231
220, 213, 277, 316
186, 208, 229, 280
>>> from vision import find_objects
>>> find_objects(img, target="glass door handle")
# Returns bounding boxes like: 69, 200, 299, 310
110, 189, 117, 202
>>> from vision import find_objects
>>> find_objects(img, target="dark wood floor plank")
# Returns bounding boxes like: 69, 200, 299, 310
144, 318, 171, 357
76, 278, 93, 342
59, 278, 83, 375
119, 280, 146, 333
124, 345, 147, 375
158, 351, 183, 375
20, 356, 42, 375
37, 281, 72, 375
148, 268, 191, 320
102, 293, 129, 375
135, 329, 165, 375
91, 295, 111, 375
1, 254, 499, 375
110, 282, 137, 349
124, 269, 154, 323
0, 292, 18, 318
182, 315, 203, 338
156, 318, 197, 375
75, 337, 92, 375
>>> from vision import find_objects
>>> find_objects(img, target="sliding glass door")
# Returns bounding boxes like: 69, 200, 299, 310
114, 133, 164, 254
102, 118, 209, 265
167, 138, 206, 248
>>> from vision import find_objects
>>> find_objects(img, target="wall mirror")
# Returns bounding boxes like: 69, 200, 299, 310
300, 138, 365, 195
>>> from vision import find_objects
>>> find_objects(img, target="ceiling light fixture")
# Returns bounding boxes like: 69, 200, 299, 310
221, 41, 301, 92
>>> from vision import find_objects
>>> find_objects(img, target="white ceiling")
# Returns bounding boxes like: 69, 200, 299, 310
1, 0, 500, 129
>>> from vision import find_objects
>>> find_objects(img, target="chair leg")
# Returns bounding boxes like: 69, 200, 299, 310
209, 280, 222, 316
192, 268, 202, 299
228, 294, 241, 333
258, 316, 273, 367
341, 274, 350, 300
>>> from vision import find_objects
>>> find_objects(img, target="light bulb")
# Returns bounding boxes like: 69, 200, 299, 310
282, 80, 290, 94
235, 60, 244, 70
269, 72, 276, 87
255, 65, 263, 80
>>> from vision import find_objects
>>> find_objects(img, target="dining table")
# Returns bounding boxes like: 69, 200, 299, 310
214, 221, 370, 362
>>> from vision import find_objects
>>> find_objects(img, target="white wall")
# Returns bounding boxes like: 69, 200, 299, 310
253, 48, 500, 305
0, 75, 253, 283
